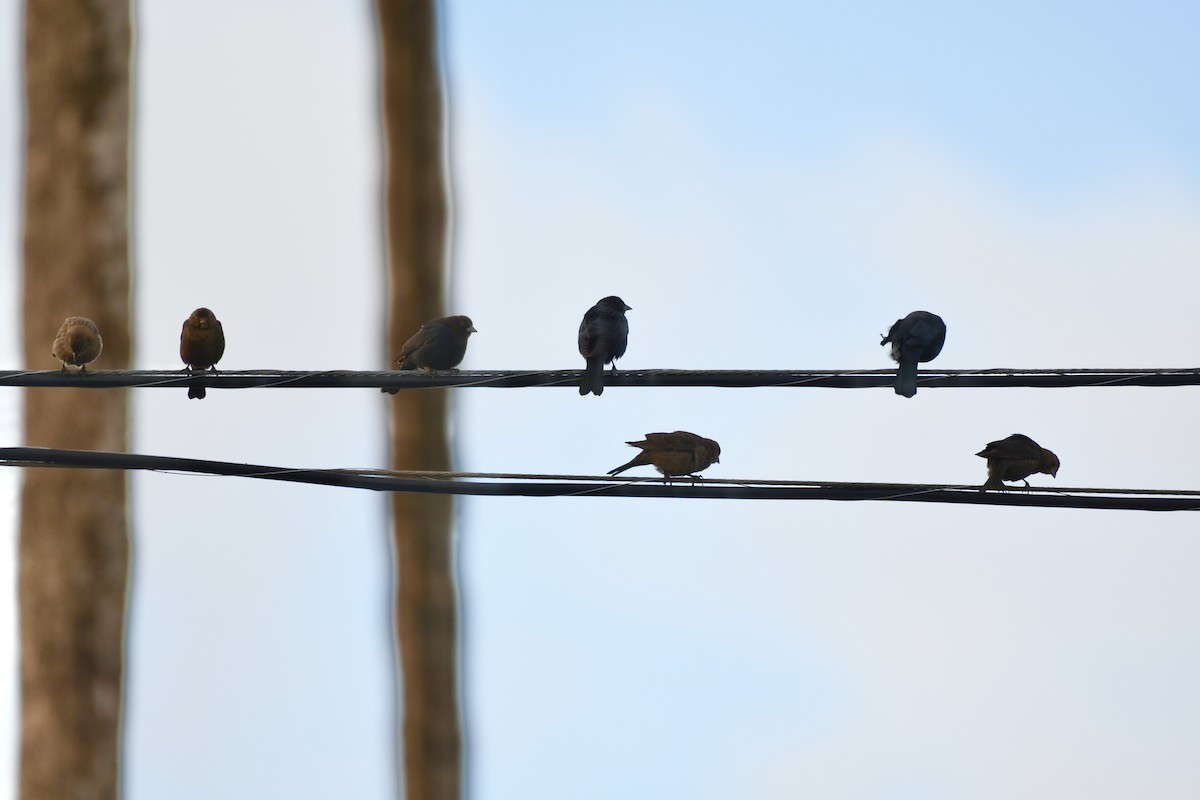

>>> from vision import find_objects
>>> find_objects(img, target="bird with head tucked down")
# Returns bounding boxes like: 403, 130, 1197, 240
976, 433, 1060, 490
880, 310, 946, 398
52, 316, 103, 374
382, 315, 477, 395
608, 431, 721, 479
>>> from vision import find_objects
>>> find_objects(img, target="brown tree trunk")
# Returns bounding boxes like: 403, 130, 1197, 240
376, 1, 460, 799
19, 1, 133, 799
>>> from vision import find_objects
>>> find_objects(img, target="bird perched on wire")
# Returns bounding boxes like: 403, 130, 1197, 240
52, 316, 103, 374
608, 431, 721, 479
382, 315, 477, 395
880, 310, 946, 398
976, 433, 1060, 490
578, 295, 631, 396
180, 307, 226, 400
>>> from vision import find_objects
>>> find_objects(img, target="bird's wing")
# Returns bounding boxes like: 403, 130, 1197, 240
982, 434, 1042, 459
577, 312, 601, 356
642, 432, 691, 450
396, 323, 439, 363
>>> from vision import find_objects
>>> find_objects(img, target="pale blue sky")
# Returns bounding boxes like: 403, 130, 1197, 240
3, 1, 1200, 799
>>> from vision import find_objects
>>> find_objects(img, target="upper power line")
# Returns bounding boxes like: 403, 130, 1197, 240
2, 367, 1199, 391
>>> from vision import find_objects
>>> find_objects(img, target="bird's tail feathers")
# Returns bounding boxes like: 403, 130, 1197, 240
894, 357, 918, 398
580, 358, 605, 396
608, 452, 650, 476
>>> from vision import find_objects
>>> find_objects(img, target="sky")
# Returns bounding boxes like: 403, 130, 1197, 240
4, 1, 1200, 799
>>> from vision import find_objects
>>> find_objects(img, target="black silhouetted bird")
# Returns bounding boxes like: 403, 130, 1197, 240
880, 310, 946, 398
52, 316, 102, 374
578, 296, 631, 396
382, 315, 477, 395
976, 433, 1060, 490
608, 431, 721, 479
180, 308, 226, 400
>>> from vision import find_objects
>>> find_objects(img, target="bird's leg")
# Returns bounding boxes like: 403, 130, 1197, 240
79, 364, 88, 376
59, 364, 67, 376
1022, 479, 1031, 488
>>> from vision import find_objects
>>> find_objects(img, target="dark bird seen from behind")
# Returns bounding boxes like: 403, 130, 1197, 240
881, 310, 946, 398
608, 431, 721, 479
52, 316, 102, 374
976, 433, 1060, 490
578, 295, 631, 396
382, 315, 477, 395
180, 307, 226, 399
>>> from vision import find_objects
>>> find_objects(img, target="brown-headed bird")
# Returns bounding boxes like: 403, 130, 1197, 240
976, 433, 1060, 490
608, 431, 721, 479
578, 295, 631, 396
180, 308, 226, 399
52, 316, 103, 374
880, 310, 946, 398
382, 315, 477, 395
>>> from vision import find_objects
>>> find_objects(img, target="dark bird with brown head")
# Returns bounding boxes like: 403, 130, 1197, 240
52, 316, 103, 374
578, 295, 631, 396
608, 431, 721, 479
880, 310, 946, 398
976, 433, 1060, 490
180, 307, 226, 399
382, 315, 477, 395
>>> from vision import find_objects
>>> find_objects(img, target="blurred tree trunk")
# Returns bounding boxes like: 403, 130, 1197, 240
376, 1, 460, 799
19, 1, 133, 799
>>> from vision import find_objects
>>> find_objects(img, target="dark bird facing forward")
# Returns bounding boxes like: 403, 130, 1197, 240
382, 315, 477, 395
578, 296, 631, 396
608, 431, 721, 479
976, 433, 1060, 490
880, 310, 946, 398
52, 316, 102, 374
180, 308, 226, 399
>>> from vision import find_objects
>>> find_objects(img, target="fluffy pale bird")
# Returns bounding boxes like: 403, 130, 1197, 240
52, 316, 102, 374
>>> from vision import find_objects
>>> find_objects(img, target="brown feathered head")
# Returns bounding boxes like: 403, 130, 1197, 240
597, 296, 632, 312
188, 307, 219, 328
446, 315, 477, 336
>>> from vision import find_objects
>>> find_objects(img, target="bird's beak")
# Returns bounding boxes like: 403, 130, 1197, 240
624, 303, 632, 311
468, 326, 478, 333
